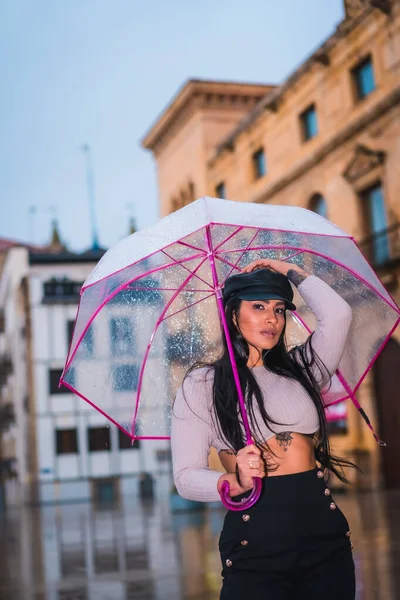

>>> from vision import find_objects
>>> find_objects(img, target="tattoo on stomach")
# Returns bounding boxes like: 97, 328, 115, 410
275, 431, 294, 451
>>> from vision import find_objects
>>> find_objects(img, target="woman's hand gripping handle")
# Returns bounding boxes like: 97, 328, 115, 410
218, 444, 265, 511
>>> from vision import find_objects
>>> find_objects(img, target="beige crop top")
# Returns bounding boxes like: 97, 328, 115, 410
171, 276, 352, 502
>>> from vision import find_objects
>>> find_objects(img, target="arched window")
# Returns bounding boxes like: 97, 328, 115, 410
310, 193, 328, 218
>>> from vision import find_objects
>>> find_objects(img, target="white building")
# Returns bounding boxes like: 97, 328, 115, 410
0, 229, 171, 506
0, 244, 31, 507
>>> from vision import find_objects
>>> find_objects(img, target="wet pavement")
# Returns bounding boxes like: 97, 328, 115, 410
1, 474, 400, 600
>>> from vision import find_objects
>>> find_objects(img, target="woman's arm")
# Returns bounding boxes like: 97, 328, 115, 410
171, 371, 222, 502
219, 449, 236, 473
243, 259, 352, 387
172, 371, 263, 501
290, 274, 352, 387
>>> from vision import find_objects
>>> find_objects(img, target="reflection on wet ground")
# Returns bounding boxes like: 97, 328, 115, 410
1, 475, 400, 600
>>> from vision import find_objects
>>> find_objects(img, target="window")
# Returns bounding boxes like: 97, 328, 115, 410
82, 325, 94, 357
49, 368, 74, 394
67, 321, 94, 357
87, 426, 111, 452
252, 148, 266, 179
67, 320, 75, 346
300, 105, 318, 141
326, 403, 347, 436
43, 278, 83, 302
56, 429, 78, 455
109, 317, 134, 356
327, 420, 348, 435
352, 56, 375, 100
215, 182, 226, 199
118, 427, 140, 450
361, 182, 389, 265
310, 193, 328, 219
113, 364, 139, 391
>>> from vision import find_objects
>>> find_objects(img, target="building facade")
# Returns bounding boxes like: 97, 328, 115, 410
0, 228, 171, 506
143, 0, 400, 489
0, 245, 31, 507
30, 248, 171, 504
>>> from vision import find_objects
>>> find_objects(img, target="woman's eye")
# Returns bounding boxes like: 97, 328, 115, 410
253, 303, 264, 310
276, 308, 285, 315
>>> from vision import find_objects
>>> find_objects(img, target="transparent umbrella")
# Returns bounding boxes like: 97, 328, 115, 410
61, 197, 400, 510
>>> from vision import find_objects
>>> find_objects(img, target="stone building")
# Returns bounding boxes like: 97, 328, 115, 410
143, 0, 400, 489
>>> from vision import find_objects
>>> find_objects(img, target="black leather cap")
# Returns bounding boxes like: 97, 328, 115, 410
222, 269, 296, 311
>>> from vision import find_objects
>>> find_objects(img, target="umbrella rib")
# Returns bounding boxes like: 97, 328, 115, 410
64, 252, 206, 374
134, 436, 171, 440
213, 226, 244, 252
59, 380, 142, 442
291, 309, 352, 404
217, 244, 399, 314
177, 240, 207, 253
205, 224, 253, 445
82, 225, 209, 292
218, 252, 299, 274
282, 249, 305, 261
82, 223, 351, 292
126, 286, 212, 293
132, 256, 209, 437
215, 255, 242, 276
61, 299, 82, 381
162, 292, 215, 322
217, 244, 306, 255
292, 307, 393, 442
225, 228, 261, 279
209, 221, 351, 240
161, 247, 213, 289
352, 316, 400, 397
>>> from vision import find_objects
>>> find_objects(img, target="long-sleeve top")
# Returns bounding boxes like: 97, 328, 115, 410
171, 276, 352, 502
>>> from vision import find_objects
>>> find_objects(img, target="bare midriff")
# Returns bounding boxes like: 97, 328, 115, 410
219, 432, 316, 477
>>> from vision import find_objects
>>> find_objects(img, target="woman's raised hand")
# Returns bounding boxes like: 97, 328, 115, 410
242, 258, 309, 280
242, 258, 294, 276
236, 443, 265, 491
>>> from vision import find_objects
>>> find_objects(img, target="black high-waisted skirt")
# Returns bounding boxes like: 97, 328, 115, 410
219, 468, 355, 600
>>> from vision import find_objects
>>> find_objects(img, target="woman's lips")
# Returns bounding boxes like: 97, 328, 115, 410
260, 329, 276, 337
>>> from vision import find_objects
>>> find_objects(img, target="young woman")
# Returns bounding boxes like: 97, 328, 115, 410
171, 258, 356, 600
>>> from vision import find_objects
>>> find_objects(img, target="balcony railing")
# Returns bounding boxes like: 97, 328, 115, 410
358, 223, 400, 269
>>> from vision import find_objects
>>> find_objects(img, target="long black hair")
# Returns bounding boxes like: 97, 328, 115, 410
186, 297, 357, 484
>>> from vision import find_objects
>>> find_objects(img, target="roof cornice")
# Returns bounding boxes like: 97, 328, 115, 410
141, 79, 274, 155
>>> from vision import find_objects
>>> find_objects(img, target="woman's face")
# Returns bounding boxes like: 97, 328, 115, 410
234, 299, 286, 352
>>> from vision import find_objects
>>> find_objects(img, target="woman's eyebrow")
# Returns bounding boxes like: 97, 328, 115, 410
256, 299, 286, 307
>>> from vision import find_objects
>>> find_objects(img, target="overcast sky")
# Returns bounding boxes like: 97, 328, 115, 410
0, 0, 344, 252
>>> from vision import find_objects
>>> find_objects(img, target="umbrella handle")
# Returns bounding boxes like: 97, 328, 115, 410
219, 477, 262, 511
